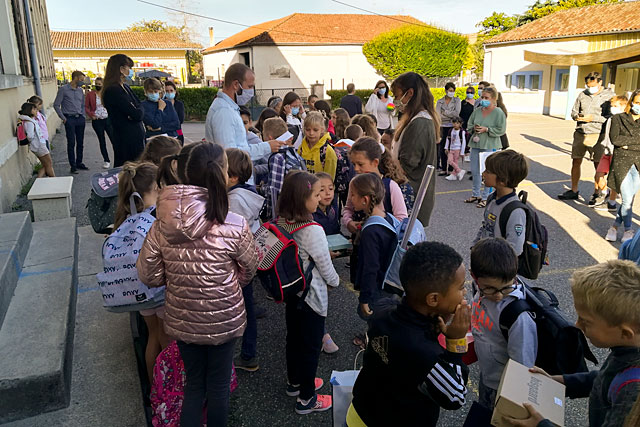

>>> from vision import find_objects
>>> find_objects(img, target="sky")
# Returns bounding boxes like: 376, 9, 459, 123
47, 0, 535, 46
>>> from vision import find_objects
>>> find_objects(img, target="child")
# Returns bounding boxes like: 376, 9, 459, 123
141, 77, 180, 138
593, 95, 627, 210
474, 149, 529, 256
240, 106, 262, 146
113, 161, 167, 382
470, 237, 537, 410
140, 135, 181, 166
313, 172, 340, 236
277, 171, 339, 414
348, 241, 470, 426
507, 260, 640, 427
261, 117, 306, 219
335, 124, 363, 148
332, 108, 351, 142
298, 111, 337, 179
380, 128, 394, 152
18, 102, 55, 177
444, 116, 467, 181
27, 95, 49, 151
351, 114, 380, 141
137, 142, 257, 426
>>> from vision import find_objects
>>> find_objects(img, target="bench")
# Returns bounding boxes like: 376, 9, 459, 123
27, 177, 73, 221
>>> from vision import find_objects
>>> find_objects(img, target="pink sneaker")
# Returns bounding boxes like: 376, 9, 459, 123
295, 394, 332, 414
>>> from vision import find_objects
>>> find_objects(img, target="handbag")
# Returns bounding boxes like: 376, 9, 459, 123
331, 349, 363, 426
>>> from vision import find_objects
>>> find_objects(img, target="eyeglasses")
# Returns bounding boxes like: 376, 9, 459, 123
476, 281, 517, 296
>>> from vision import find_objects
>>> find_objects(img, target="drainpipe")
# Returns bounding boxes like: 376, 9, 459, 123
23, 0, 42, 97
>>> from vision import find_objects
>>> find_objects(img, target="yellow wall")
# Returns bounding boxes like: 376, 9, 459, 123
588, 32, 640, 52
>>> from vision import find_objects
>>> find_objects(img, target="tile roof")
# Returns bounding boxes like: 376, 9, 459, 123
203, 13, 428, 54
487, 1, 640, 45
51, 31, 201, 50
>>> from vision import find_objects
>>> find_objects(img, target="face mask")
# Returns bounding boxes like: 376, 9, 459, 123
588, 86, 599, 94
165, 92, 175, 100
466, 93, 474, 99
477, 89, 483, 97
480, 99, 492, 108
394, 92, 410, 112
291, 107, 300, 116
610, 107, 622, 115
632, 104, 640, 115
147, 93, 159, 102
127, 68, 134, 79
378, 88, 386, 96
446, 91, 455, 98
235, 83, 254, 106
95, 85, 102, 91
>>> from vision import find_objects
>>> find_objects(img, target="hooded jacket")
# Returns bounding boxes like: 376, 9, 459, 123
228, 184, 264, 233
571, 87, 615, 135
18, 114, 47, 153
137, 185, 257, 345
298, 133, 337, 180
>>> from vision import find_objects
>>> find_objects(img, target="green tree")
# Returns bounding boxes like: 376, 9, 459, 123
363, 25, 469, 79
477, 12, 518, 37
517, 0, 621, 25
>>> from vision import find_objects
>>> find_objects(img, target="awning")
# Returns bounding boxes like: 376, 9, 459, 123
524, 42, 640, 66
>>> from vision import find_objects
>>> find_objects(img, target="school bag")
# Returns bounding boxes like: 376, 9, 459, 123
499, 282, 597, 375
253, 218, 317, 303
87, 167, 121, 234
150, 340, 238, 426
496, 190, 549, 280
608, 366, 640, 408
320, 141, 355, 201
382, 177, 415, 216
96, 206, 165, 312
260, 147, 307, 221
16, 120, 30, 146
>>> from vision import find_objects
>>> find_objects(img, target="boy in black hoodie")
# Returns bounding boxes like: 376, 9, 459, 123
506, 260, 640, 427
348, 241, 471, 426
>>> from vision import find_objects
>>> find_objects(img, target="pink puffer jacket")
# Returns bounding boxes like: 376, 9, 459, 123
137, 185, 257, 345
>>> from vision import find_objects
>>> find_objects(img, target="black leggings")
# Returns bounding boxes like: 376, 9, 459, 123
91, 119, 113, 163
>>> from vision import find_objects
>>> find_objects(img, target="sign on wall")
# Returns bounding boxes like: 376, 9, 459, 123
270, 64, 291, 79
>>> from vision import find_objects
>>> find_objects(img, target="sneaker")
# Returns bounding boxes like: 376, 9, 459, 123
70, 167, 78, 174
102, 162, 110, 169
234, 355, 259, 372
76, 163, 89, 170
588, 191, 608, 207
557, 190, 579, 200
295, 394, 332, 415
457, 169, 466, 181
445, 174, 457, 181
468, 175, 473, 181
605, 227, 618, 242
322, 333, 339, 354
286, 378, 324, 397
622, 230, 635, 243
464, 155, 471, 162
607, 201, 618, 212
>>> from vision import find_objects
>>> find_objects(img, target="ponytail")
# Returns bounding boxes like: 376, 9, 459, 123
204, 162, 229, 224
182, 142, 228, 224
350, 173, 385, 243
114, 162, 158, 231
156, 143, 197, 188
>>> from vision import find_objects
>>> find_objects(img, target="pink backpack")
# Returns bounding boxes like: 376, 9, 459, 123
150, 341, 238, 426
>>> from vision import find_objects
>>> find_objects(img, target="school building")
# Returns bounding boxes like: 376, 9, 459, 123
483, 1, 640, 118
50, 31, 201, 85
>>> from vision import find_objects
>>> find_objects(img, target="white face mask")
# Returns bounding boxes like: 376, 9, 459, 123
588, 86, 599, 95
446, 91, 455, 98
610, 106, 623, 115
235, 83, 254, 106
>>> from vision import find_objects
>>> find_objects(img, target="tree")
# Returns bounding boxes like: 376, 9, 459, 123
363, 25, 469, 79
477, 12, 518, 37
517, 0, 621, 26
126, 19, 179, 34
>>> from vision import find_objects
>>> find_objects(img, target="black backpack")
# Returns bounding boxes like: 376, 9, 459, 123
87, 167, 121, 234
497, 190, 549, 280
499, 283, 598, 375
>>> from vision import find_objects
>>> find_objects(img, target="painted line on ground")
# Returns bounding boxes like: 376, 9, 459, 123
78, 286, 99, 294
435, 179, 573, 195
20, 266, 73, 278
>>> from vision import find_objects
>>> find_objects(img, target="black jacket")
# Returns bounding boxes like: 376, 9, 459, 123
102, 84, 145, 166
340, 94, 363, 118
355, 214, 396, 304
351, 301, 469, 426
608, 112, 640, 193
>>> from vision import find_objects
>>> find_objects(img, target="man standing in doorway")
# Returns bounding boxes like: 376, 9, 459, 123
54, 71, 87, 174
558, 72, 614, 202
340, 83, 363, 118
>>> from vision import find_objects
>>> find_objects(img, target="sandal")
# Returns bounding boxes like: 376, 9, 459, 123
477, 200, 487, 208
352, 333, 367, 350
464, 196, 481, 204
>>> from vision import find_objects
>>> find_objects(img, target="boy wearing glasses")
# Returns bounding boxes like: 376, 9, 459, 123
470, 238, 537, 411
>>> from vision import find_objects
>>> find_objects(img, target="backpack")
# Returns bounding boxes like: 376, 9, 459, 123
496, 190, 549, 280
151, 341, 238, 426
499, 282, 598, 375
361, 214, 426, 293
96, 207, 165, 312
16, 121, 30, 146
254, 219, 317, 303
261, 148, 306, 221
382, 178, 415, 216
87, 168, 121, 234
608, 366, 640, 406
320, 141, 354, 200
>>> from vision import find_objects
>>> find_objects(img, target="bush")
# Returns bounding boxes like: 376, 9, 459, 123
130, 86, 218, 121
327, 86, 477, 109
363, 25, 469, 79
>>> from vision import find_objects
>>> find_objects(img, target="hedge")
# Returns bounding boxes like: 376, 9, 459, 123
327, 87, 478, 109
130, 86, 218, 121
363, 25, 469, 79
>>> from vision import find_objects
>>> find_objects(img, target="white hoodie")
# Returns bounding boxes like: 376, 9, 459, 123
18, 114, 47, 153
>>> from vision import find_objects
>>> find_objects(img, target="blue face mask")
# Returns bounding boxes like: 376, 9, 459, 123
480, 99, 491, 108
632, 104, 640, 115
128, 68, 134, 79
291, 107, 300, 116
478, 89, 483, 97
466, 93, 474, 99
165, 92, 176, 100
147, 92, 159, 102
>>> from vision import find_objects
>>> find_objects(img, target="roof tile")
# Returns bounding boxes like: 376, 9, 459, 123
51, 31, 201, 50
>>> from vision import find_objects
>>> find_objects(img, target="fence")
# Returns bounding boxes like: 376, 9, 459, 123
248, 87, 311, 118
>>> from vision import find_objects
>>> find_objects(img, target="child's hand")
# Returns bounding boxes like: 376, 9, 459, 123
503, 403, 545, 426
330, 251, 340, 259
347, 221, 361, 234
529, 367, 564, 385
360, 303, 373, 317
439, 300, 470, 340
158, 99, 166, 110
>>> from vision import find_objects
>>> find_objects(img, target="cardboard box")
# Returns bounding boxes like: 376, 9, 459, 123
491, 359, 565, 427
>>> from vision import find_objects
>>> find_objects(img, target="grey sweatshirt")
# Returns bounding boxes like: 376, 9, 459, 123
571, 88, 614, 135
228, 187, 265, 233
475, 191, 526, 256
471, 280, 538, 390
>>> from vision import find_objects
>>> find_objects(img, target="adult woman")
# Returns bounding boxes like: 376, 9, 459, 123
435, 82, 462, 174
280, 92, 304, 147
164, 80, 185, 145
102, 54, 145, 166
465, 86, 506, 207
267, 96, 282, 114
255, 107, 278, 137
85, 77, 114, 169
332, 108, 350, 140
365, 80, 394, 135
605, 89, 640, 243
460, 86, 475, 129
390, 72, 440, 227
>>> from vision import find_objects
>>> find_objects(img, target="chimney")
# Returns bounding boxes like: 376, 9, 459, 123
209, 27, 215, 47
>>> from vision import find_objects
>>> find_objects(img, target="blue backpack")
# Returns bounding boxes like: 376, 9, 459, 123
361, 214, 426, 293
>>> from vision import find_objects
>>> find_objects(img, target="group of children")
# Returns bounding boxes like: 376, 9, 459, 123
17, 95, 56, 178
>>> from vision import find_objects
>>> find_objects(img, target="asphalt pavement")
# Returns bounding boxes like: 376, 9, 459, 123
45, 115, 638, 426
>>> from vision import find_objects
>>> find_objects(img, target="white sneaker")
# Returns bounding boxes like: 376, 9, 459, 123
464, 155, 470, 162
457, 169, 466, 181
605, 227, 618, 242
445, 174, 457, 181
102, 162, 110, 169
622, 230, 635, 243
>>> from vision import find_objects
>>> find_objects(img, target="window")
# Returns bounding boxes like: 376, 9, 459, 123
505, 71, 543, 91
555, 69, 570, 91
530, 74, 540, 90
239, 52, 250, 68
516, 75, 526, 90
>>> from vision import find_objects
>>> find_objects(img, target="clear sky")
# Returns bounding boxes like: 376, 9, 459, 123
47, 0, 534, 46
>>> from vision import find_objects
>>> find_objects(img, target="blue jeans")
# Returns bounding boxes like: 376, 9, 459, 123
64, 115, 85, 168
471, 148, 497, 199
615, 165, 640, 230
240, 283, 257, 360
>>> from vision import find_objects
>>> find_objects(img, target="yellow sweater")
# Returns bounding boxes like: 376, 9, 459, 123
298, 133, 337, 180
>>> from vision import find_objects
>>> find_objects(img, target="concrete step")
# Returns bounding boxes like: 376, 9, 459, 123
0, 218, 78, 424
0, 212, 33, 328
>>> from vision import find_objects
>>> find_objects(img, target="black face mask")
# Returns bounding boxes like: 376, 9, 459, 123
95, 86, 102, 90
